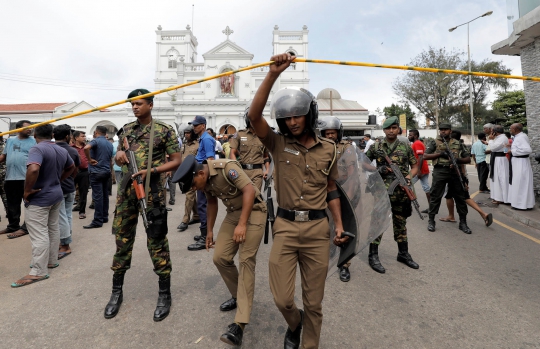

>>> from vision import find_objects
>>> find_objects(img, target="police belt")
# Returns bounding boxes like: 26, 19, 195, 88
241, 164, 263, 170
276, 207, 327, 222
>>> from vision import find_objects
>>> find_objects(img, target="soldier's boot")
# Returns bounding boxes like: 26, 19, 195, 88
104, 274, 124, 319
153, 277, 172, 322
397, 241, 419, 269
427, 215, 436, 232
458, 216, 472, 234
188, 228, 207, 251
368, 244, 385, 274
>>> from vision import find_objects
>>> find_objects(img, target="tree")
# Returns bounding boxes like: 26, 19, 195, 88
393, 47, 513, 131
382, 103, 418, 129
492, 90, 526, 131
393, 47, 463, 126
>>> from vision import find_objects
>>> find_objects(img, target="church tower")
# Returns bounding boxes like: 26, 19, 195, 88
272, 25, 310, 90
153, 25, 198, 111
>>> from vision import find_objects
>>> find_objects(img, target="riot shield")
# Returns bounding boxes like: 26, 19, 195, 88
326, 146, 392, 278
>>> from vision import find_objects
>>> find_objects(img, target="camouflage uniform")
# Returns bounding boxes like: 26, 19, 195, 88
229, 129, 267, 191
366, 139, 417, 244
0, 138, 7, 213
111, 119, 180, 277
426, 136, 470, 217
180, 139, 200, 224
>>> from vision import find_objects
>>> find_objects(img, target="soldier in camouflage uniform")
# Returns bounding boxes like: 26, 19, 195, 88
317, 116, 356, 282
365, 116, 419, 273
423, 123, 472, 234
177, 124, 200, 232
103, 89, 181, 322
0, 137, 7, 215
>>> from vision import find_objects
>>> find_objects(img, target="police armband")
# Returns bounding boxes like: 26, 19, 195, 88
264, 158, 271, 164
326, 190, 341, 202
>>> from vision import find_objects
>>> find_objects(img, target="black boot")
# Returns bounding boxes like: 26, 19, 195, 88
427, 216, 436, 232
339, 266, 350, 282
220, 323, 244, 346
188, 228, 207, 250
459, 216, 472, 234
104, 274, 124, 319
153, 277, 172, 322
177, 222, 188, 231
368, 243, 385, 274
284, 309, 304, 349
397, 241, 419, 269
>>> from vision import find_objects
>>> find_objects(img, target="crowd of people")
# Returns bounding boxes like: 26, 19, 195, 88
1, 52, 538, 349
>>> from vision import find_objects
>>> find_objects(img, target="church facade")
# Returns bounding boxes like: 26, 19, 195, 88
152, 24, 310, 135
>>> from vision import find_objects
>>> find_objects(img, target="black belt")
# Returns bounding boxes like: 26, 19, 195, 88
277, 207, 326, 222
241, 164, 263, 170
489, 152, 507, 181
509, 154, 529, 184
434, 164, 450, 168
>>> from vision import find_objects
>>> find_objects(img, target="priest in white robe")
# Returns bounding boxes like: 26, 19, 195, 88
508, 123, 535, 210
486, 125, 510, 204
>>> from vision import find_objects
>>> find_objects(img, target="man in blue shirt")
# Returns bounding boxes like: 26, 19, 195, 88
471, 132, 490, 193
187, 115, 215, 251
11, 124, 74, 287
83, 126, 113, 228
0, 120, 36, 238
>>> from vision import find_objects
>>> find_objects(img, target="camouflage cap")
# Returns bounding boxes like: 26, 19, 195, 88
382, 116, 399, 129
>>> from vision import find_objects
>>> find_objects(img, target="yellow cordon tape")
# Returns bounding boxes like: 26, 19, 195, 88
2, 57, 539, 137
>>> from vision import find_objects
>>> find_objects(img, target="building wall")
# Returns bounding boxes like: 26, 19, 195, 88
520, 39, 540, 192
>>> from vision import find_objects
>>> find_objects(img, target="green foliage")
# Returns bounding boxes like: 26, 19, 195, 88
382, 103, 419, 129
392, 47, 514, 132
492, 90, 527, 131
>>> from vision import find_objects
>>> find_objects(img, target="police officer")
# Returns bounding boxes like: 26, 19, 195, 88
318, 115, 355, 282
0, 136, 7, 215
104, 88, 181, 321
176, 124, 200, 232
229, 109, 270, 191
248, 53, 347, 349
423, 123, 472, 234
365, 116, 419, 273
173, 155, 266, 346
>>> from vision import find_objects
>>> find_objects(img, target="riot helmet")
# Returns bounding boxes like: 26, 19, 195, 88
317, 116, 344, 142
244, 100, 252, 129
270, 87, 318, 136
178, 123, 196, 142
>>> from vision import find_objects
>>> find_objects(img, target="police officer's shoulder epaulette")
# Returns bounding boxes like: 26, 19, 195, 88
208, 159, 233, 169
237, 129, 247, 133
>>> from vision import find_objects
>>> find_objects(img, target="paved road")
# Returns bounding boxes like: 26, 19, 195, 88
1, 168, 540, 348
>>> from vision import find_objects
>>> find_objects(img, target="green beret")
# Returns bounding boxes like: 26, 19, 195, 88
439, 123, 452, 130
127, 88, 154, 101
382, 116, 399, 129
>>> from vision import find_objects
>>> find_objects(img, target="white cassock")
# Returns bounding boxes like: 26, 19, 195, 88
489, 134, 510, 203
508, 132, 535, 209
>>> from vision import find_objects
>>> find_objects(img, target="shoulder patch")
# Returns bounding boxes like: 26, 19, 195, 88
228, 168, 239, 180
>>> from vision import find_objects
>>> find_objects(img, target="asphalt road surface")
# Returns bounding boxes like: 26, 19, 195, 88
1, 167, 539, 348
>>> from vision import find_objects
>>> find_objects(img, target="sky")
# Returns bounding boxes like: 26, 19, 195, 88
0, 0, 523, 117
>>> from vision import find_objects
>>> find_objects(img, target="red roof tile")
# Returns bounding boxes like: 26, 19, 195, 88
0, 103, 66, 112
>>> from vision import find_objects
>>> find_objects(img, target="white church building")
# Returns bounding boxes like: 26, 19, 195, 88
1, 25, 370, 139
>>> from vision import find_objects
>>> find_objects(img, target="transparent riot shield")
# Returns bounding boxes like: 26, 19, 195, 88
326, 146, 392, 278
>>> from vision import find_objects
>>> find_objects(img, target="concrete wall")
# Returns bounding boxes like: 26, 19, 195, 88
520, 39, 540, 197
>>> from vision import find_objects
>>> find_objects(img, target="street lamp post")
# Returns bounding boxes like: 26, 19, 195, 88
449, 10, 493, 144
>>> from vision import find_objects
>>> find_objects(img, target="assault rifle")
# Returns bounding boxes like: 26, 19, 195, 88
123, 137, 150, 229
263, 175, 275, 244
441, 137, 466, 191
384, 155, 424, 220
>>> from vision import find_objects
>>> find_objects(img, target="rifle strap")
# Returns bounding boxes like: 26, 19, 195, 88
144, 119, 156, 202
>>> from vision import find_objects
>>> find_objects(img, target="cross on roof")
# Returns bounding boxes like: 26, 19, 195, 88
222, 26, 234, 40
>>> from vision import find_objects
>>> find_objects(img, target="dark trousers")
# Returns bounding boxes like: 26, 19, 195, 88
74, 170, 89, 213
428, 169, 468, 218
476, 161, 489, 191
90, 172, 110, 225
196, 190, 207, 231
5, 180, 28, 233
